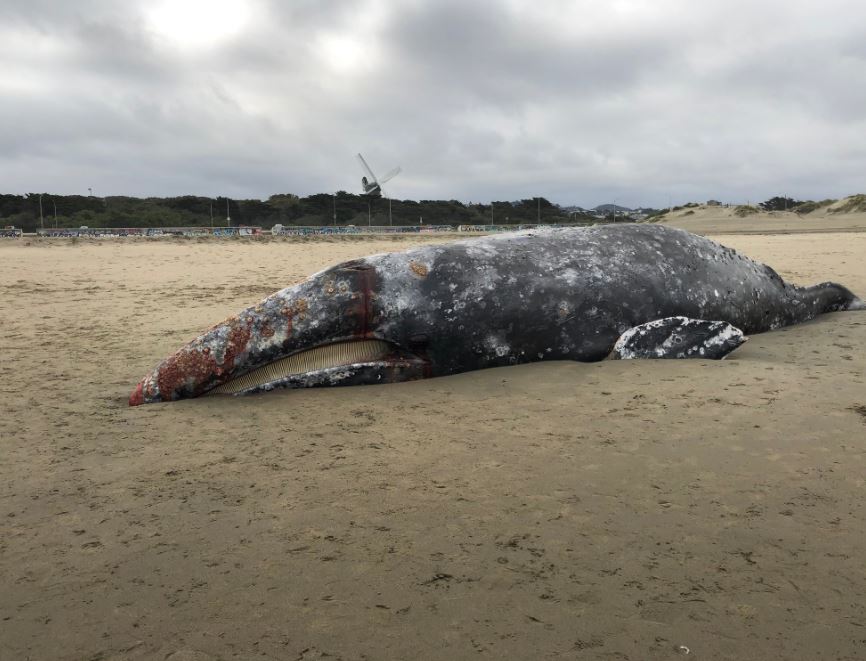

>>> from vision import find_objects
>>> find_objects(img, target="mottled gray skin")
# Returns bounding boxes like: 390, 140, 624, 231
612, 317, 747, 360
130, 224, 863, 404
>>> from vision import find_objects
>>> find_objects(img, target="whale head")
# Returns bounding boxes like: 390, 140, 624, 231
129, 258, 428, 405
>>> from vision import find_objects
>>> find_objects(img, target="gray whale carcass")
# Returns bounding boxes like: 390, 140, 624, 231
129, 224, 863, 405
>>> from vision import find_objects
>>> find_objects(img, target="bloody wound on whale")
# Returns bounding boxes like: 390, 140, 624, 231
129, 224, 863, 405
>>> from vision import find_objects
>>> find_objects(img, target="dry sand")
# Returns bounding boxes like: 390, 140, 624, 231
1, 231, 865, 661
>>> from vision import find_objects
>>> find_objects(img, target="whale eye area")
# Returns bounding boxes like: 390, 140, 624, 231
207, 339, 394, 395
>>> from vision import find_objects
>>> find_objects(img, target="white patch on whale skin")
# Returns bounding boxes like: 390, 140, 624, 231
613, 317, 745, 360
368, 251, 431, 321
465, 242, 502, 259
702, 323, 743, 348
559, 268, 580, 285
484, 334, 511, 358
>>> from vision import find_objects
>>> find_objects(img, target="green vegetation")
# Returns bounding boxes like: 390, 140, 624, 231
668, 202, 699, 213
734, 205, 759, 217
759, 196, 802, 212
793, 199, 836, 214
0, 193, 598, 232
645, 208, 668, 220
829, 194, 866, 214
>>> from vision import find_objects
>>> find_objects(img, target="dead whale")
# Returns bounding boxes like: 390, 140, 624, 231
129, 224, 863, 404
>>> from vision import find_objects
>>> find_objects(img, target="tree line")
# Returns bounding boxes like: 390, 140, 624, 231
1, 193, 597, 232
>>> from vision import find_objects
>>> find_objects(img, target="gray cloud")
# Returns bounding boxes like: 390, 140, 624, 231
1, 0, 864, 207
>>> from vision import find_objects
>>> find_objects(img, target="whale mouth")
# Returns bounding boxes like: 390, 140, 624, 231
207, 338, 401, 396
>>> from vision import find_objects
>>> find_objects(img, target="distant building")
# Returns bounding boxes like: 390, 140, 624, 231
707, 199, 722, 206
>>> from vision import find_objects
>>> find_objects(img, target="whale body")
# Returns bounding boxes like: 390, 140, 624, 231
129, 224, 863, 405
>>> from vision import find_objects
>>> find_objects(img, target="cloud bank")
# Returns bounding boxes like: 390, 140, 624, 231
1, 0, 864, 207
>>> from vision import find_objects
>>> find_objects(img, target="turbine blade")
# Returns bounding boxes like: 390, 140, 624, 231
356, 153, 377, 182
378, 166, 401, 185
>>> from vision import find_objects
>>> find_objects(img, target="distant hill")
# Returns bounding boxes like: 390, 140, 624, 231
594, 204, 633, 213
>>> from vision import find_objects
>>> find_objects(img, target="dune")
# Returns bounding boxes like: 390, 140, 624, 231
655, 195, 866, 235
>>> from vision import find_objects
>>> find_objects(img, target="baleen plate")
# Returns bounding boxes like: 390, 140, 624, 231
209, 339, 391, 394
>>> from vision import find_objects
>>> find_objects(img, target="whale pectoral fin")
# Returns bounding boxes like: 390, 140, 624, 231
612, 317, 747, 360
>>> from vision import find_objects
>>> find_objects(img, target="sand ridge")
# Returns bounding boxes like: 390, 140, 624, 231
657, 202, 866, 235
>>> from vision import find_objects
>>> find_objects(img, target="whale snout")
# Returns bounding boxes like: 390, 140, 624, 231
129, 381, 145, 407
130, 327, 241, 405
129, 274, 425, 405
130, 329, 424, 405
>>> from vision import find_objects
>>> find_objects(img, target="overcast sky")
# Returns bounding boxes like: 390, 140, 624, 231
1, 0, 864, 208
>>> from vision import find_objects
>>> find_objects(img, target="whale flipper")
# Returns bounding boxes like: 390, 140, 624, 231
612, 317, 747, 360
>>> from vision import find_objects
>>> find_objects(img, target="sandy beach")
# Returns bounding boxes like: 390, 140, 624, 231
1, 228, 865, 660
